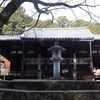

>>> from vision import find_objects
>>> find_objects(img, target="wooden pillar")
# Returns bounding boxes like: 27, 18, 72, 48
44, 59, 47, 77
21, 41, 25, 78
37, 54, 41, 79
73, 54, 77, 80
89, 41, 94, 80
89, 41, 93, 72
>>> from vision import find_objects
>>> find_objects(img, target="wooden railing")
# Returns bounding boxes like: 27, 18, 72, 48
9, 71, 21, 76
9, 71, 37, 76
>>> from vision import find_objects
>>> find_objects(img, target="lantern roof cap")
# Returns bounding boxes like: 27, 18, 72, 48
48, 42, 66, 52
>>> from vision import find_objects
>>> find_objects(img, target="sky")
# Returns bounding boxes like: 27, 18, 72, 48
21, 0, 100, 22
0, 0, 100, 22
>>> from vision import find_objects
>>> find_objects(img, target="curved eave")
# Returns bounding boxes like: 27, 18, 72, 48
21, 37, 94, 41
0, 36, 21, 41
0, 39, 21, 41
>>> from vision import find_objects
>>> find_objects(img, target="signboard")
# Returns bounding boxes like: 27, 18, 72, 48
0, 68, 9, 75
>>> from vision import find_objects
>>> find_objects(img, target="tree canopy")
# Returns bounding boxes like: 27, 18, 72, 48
1, 8, 100, 35
56, 16, 71, 28
1, 7, 33, 35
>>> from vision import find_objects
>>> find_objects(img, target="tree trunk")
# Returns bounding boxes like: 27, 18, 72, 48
0, 0, 23, 27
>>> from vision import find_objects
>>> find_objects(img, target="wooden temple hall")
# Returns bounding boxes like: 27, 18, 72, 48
1, 27, 100, 80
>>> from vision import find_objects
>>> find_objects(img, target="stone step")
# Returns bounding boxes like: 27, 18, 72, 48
1, 79, 100, 90
1, 88, 100, 93
0, 80, 100, 100
0, 88, 100, 100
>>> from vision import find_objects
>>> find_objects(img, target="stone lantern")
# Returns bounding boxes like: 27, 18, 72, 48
48, 42, 66, 79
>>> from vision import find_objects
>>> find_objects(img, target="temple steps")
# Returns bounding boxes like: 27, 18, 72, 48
1, 79, 100, 90
0, 80, 100, 100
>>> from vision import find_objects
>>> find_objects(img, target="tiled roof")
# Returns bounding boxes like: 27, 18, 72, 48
0, 27, 94, 41
0, 35, 20, 41
94, 35, 100, 40
20, 27, 94, 41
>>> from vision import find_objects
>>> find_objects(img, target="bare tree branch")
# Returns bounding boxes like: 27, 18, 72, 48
0, 0, 5, 7
0, 0, 100, 28
79, 6, 99, 24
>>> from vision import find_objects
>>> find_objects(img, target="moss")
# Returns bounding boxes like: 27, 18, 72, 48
1, 91, 26, 100
0, 91, 100, 100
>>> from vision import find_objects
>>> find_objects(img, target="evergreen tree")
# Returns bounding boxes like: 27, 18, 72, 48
70, 19, 100, 34
1, 7, 33, 35
56, 16, 71, 28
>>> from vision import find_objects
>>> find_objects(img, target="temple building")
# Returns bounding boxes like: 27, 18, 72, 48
0, 27, 100, 80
